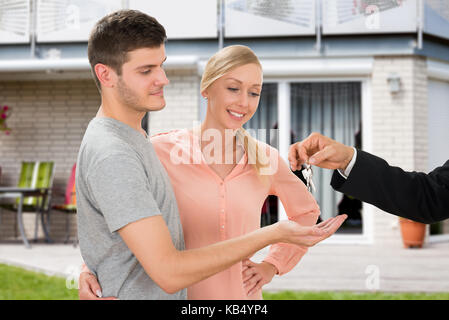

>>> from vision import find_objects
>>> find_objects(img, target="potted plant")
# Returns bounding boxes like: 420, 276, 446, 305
399, 217, 427, 248
0, 105, 12, 135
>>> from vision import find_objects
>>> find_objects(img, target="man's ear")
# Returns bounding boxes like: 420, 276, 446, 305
94, 63, 117, 89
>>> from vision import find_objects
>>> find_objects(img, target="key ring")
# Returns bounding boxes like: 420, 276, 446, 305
304, 163, 313, 175
302, 163, 316, 193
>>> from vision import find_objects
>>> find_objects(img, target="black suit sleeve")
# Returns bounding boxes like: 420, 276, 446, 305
331, 150, 449, 224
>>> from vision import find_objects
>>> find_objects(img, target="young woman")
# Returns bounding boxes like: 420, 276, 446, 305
80, 45, 322, 300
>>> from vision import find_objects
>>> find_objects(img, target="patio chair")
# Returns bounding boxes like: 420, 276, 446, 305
0, 162, 36, 233
52, 163, 78, 246
0, 161, 55, 248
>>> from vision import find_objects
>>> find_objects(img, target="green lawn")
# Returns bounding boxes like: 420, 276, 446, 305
263, 290, 449, 300
0, 264, 78, 300
1, 264, 448, 300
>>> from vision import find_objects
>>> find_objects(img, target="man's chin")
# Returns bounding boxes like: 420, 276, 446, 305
148, 104, 166, 112
144, 102, 166, 112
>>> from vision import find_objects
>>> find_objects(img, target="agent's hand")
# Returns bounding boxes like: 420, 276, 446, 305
275, 214, 347, 247
78, 269, 117, 300
288, 132, 354, 171
242, 260, 277, 297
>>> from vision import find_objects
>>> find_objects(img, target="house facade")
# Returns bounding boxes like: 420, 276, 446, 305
0, 0, 448, 246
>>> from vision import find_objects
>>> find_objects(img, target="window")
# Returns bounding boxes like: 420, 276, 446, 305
244, 83, 278, 145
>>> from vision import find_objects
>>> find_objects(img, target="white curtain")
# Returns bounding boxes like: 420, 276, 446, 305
244, 83, 278, 145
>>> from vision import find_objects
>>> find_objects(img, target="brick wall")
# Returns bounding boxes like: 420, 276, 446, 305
149, 69, 200, 134
0, 79, 100, 242
0, 69, 199, 243
370, 55, 428, 246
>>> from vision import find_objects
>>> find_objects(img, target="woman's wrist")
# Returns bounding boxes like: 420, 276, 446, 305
265, 223, 283, 244
80, 263, 93, 275
261, 261, 279, 276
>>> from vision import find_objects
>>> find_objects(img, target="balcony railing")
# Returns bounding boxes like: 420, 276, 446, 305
0, 0, 448, 46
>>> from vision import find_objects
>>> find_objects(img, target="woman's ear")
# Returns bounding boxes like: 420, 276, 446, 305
201, 89, 209, 100
94, 63, 117, 89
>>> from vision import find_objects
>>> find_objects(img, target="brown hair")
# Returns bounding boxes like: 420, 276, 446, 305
88, 10, 167, 92
201, 45, 271, 177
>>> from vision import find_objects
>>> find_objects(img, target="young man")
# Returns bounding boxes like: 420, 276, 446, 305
76, 10, 346, 300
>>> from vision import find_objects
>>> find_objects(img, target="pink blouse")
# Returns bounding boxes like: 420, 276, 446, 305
150, 129, 320, 300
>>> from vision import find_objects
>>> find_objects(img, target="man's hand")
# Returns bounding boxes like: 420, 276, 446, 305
274, 214, 347, 247
288, 132, 354, 171
242, 260, 277, 297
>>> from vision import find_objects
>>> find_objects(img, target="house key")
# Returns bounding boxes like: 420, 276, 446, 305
302, 164, 316, 193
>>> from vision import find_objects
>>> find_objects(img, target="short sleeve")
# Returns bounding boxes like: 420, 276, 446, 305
86, 154, 162, 233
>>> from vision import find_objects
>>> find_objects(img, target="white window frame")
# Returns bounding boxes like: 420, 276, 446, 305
426, 60, 449, 243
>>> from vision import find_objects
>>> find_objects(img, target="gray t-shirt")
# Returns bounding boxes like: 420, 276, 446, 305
76, 117, 186, 300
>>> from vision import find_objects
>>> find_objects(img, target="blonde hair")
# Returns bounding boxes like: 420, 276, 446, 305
200, 45, 271, 177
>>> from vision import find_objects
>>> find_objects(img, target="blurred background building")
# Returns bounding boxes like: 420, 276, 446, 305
0, 0, 448, 246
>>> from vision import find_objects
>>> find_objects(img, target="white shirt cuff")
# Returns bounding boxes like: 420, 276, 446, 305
337, 148, 357, 179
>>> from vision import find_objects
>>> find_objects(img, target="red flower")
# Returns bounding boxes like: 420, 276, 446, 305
1, 106, 11, 135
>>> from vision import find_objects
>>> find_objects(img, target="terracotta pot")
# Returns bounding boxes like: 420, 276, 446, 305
399, 218, 426, 248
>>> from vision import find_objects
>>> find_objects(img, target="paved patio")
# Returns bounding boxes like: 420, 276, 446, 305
0, 241, 448, 293
254, 241, 449, 293
0, 243, 82, 278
